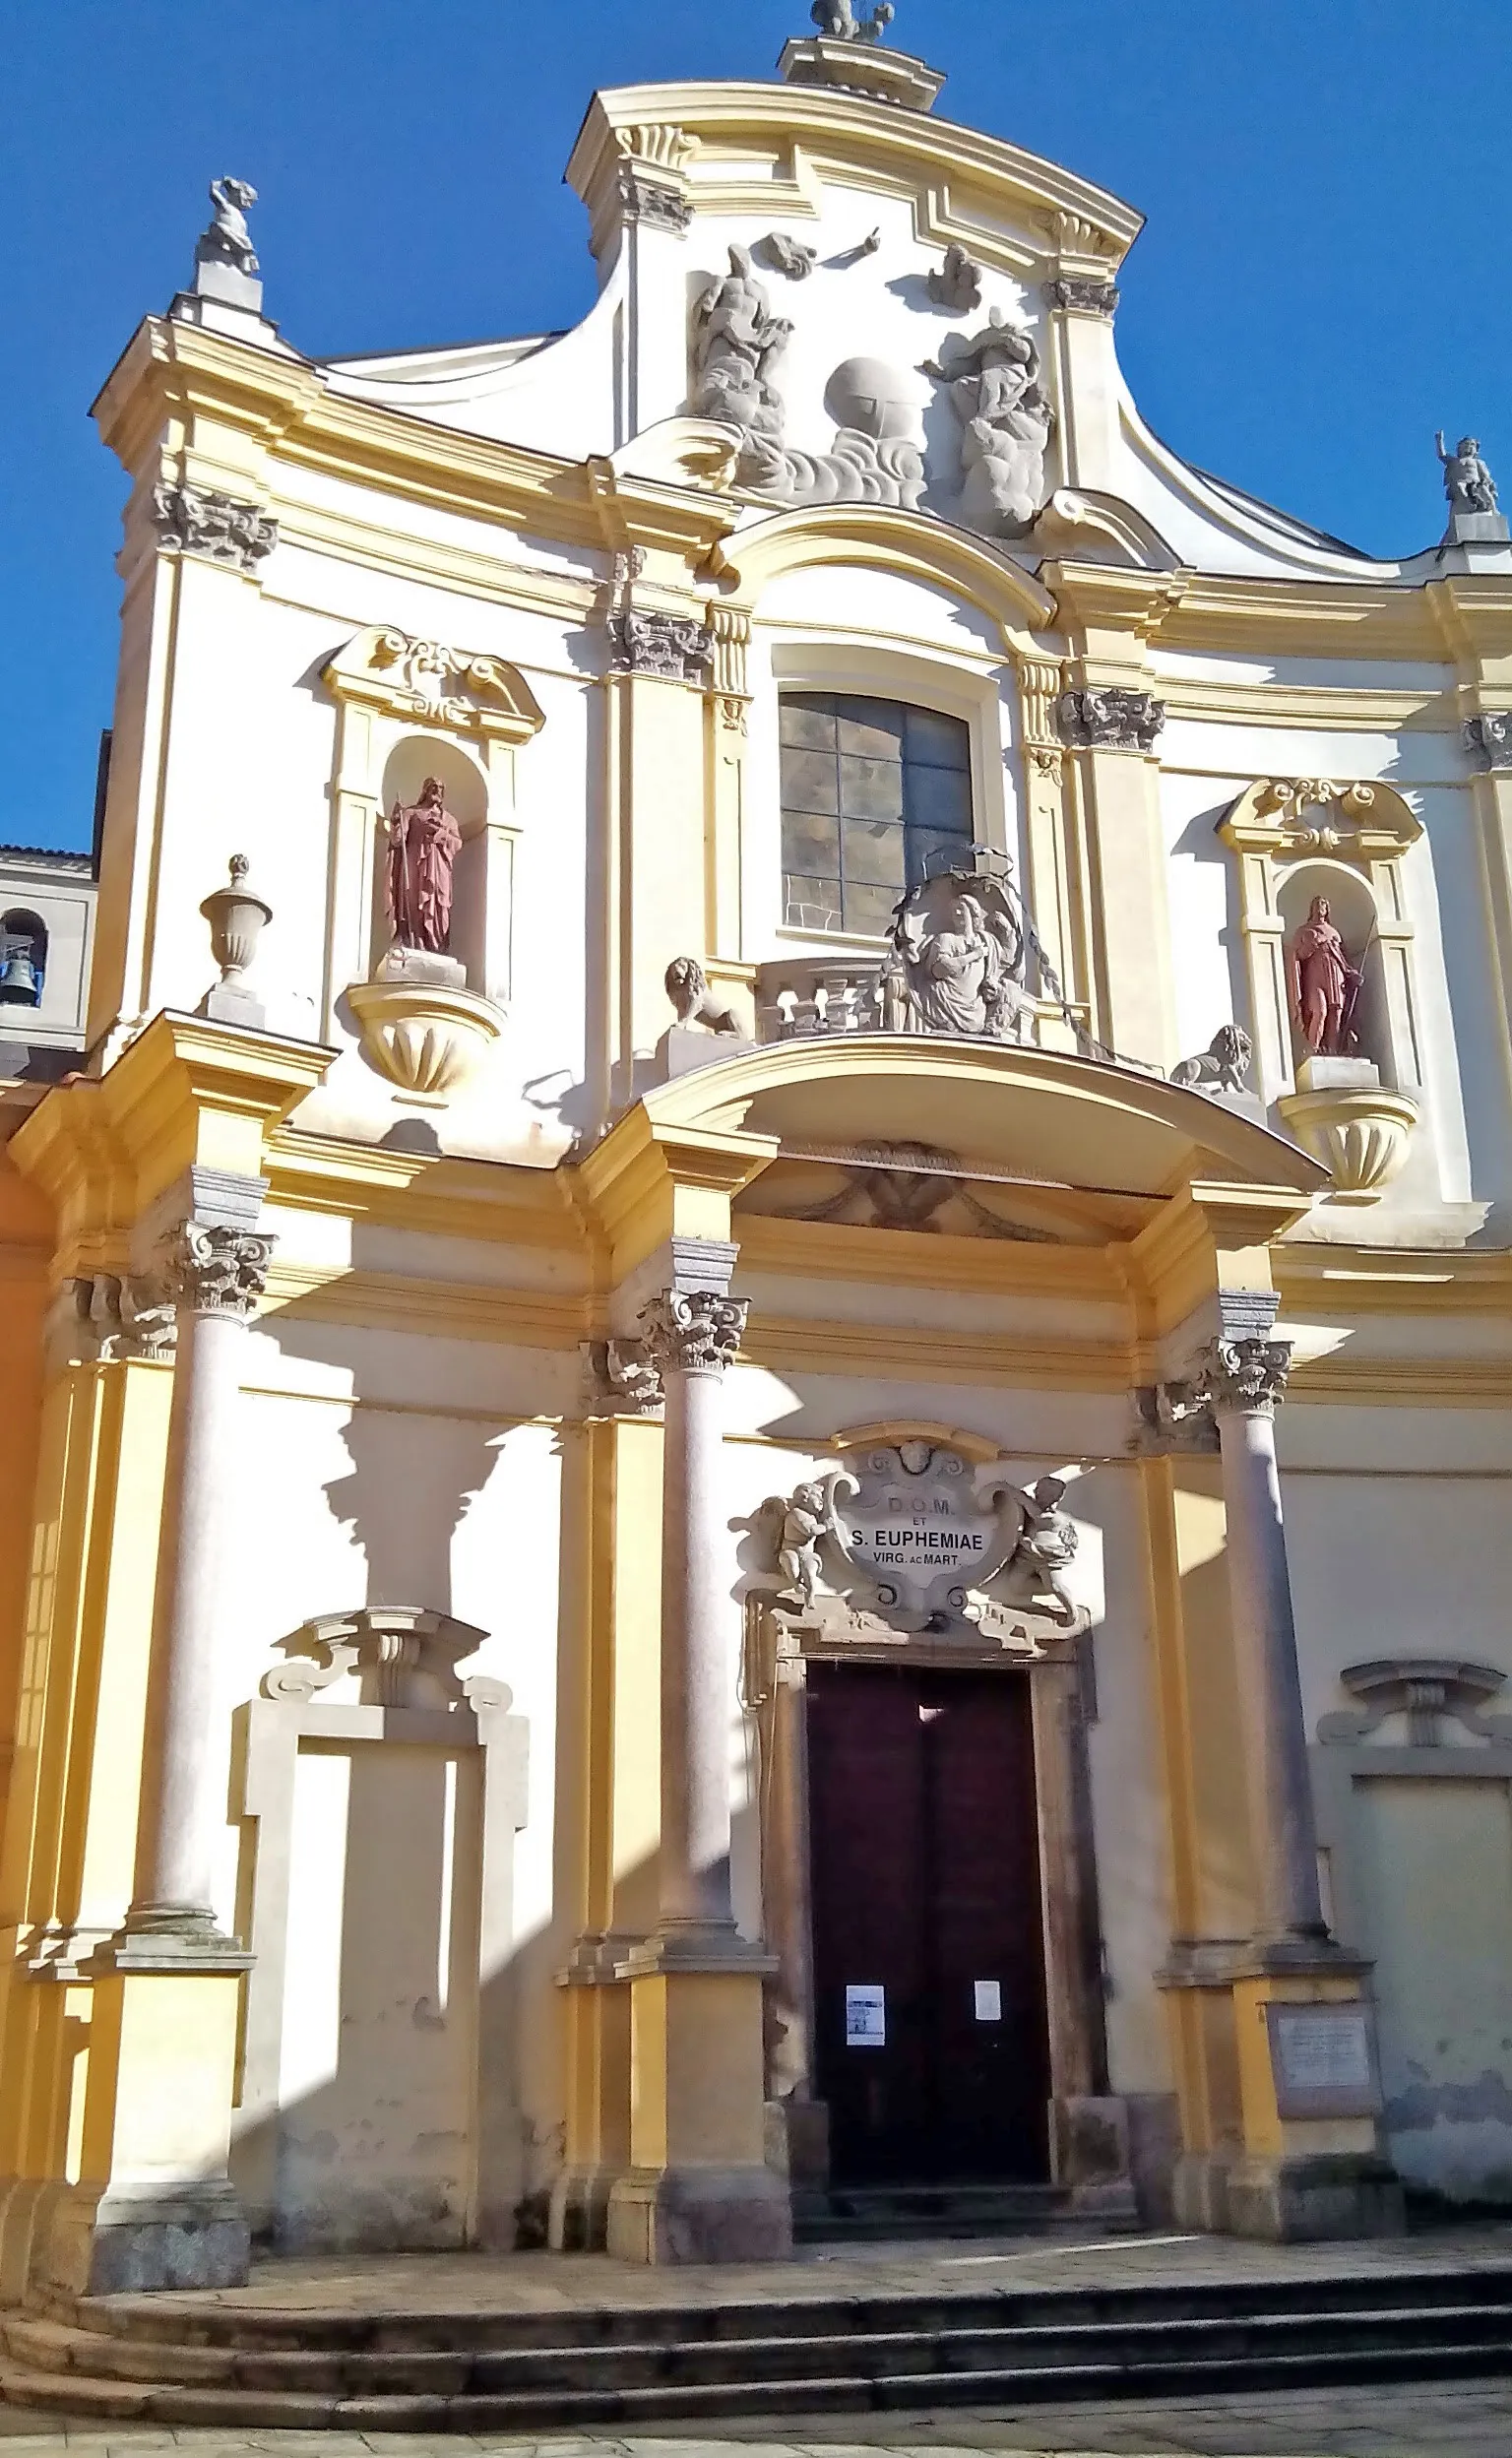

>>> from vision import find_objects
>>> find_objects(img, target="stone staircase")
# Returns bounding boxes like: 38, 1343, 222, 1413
4, 2260, 1512, 2428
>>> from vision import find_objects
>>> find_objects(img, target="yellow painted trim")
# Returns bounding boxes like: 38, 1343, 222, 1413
1276, 1244, 1512, 1314
262, 1259, 586, 1349
268, 502, 598, 628
9, 1017, 336, 1272
573, 1105, 779, 1285
262, 1127, 588, 1251
1156, 677, 1448, 732
743, 1310, 1129, 1392
735, 1212, 1129, 1298
1288, 1354, 1512, 1406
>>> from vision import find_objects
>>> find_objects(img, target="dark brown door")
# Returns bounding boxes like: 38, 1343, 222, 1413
807, 1661, 1049, 2183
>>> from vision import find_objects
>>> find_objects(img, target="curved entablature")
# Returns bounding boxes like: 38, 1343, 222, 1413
568, 80, 1144, 278
706, 498, 1055, 650
641, 1036, 1328, 1204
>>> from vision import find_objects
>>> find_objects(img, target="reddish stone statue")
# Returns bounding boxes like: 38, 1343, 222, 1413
1288, 895, 1362, 1056
385, 777, 461, 955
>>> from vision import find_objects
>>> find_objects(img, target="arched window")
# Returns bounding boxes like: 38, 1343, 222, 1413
780, 692, 974, 936
0, 909, 47, 1007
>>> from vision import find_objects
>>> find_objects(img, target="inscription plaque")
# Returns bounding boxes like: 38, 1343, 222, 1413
1264, 2001, 1383, 2119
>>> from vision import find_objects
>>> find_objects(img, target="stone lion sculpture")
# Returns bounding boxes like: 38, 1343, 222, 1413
1169, 1023, 1254, 1093
664, 957, 742, 1036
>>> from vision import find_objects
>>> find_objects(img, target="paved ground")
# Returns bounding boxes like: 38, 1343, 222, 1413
0, 2399, 1510, 2455
114, 2224, 1512, 2317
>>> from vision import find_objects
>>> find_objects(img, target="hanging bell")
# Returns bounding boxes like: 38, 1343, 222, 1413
0, 948, 40, 1006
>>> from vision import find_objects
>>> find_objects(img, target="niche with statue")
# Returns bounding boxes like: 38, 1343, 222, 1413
1219, 780, 1425, 1203
347, 738, 505, 1105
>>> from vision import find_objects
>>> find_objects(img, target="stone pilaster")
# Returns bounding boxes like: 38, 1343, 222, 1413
604, 1251, 790, 2264
41, 1212, 270, 2297
1188, 1315, 1403, 2241
1195, 1329, 1327, 1953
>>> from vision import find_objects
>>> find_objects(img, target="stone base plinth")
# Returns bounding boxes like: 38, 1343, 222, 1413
547, 2165, 619, 2254
1171, 2148, 1234, 2233
1226, 2153, 1405, 2242
1050, 2094, 1139, 2223
764, 2096, 830, 2194
605, 2164, 792, 2265
39, 2177, 250, 2296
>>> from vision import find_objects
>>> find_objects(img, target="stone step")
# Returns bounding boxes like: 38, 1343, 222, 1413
793, 2182, 1100, 2243
55, 2259, 1512, 2355
7, 2291, 1512, 2424
5, 2329, 1512, 2429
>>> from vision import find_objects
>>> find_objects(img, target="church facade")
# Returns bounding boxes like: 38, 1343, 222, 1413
3, 12, 1512, 2296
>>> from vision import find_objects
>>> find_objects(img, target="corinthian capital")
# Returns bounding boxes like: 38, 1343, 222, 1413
166, 1222, 275, 1321
638, 1288, 749, 1376
1196, 1335, 1292, 1416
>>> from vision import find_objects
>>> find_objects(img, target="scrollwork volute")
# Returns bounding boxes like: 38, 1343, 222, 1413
638, 1289, 749, 1377
1196, 1335, 1292, 1416
166, 1222, 276, 1321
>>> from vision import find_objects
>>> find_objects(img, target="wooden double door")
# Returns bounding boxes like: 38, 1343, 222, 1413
807, 1661, 1050, 2184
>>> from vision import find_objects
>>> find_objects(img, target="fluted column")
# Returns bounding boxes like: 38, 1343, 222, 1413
128, 1221, 273, 1948
1196, 1332, 1328, 1950
637, 1283, 748, 1944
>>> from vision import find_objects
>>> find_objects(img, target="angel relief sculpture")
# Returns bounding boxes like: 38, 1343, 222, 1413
924, 309, 1054, 537
747, 1443, 1087, 1645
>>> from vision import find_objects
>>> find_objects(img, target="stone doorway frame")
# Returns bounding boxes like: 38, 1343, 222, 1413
744, 1596, 1135, 2218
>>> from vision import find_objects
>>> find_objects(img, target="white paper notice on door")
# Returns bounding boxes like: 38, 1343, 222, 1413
974, 1980, 1003, 2022
846, 1983, 886, 2047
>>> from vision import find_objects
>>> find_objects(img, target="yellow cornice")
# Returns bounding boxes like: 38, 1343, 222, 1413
263, 1257, 586, 1349
573, 1105, 779, 1284
1289, 1352, 1512, 1406
1277, 1243, 1512, 1317
1044, 563, 1189, 655
1157, 575, 1455, 662
568, 82, 1143, 273
735, 1211, 1127, 1301
9, 1016, 335, 1267
263, 1127, 589, 1253
744, 1308, 1129, 1393
94, 318, 737, 570
1128, 1182, 1317, 1339
1157, 676, 1447, 733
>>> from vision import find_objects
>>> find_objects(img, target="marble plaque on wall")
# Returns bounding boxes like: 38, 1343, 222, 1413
1265, 2001, 1383, 2119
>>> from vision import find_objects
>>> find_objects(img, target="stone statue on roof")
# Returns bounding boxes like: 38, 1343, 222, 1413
1437, 432, 1498, 516
811, 0, 895, 40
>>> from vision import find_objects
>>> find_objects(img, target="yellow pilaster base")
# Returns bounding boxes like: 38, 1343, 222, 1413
605, 1968, 791, 2263
549, 1972, 632, 2251
37, 1964, 249, 2297
1225, 1972, 1403, 2241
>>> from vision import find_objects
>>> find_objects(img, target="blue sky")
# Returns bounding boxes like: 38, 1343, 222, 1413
3, 1, 1508, 852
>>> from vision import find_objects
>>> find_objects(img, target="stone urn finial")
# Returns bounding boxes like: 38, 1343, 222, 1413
199, 854, 272, 1029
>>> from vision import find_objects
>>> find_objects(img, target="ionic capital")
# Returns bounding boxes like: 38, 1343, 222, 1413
166, 1221, 275, 1321
638, 1287, 749, 1377
1196, 1334, 1292, 1417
